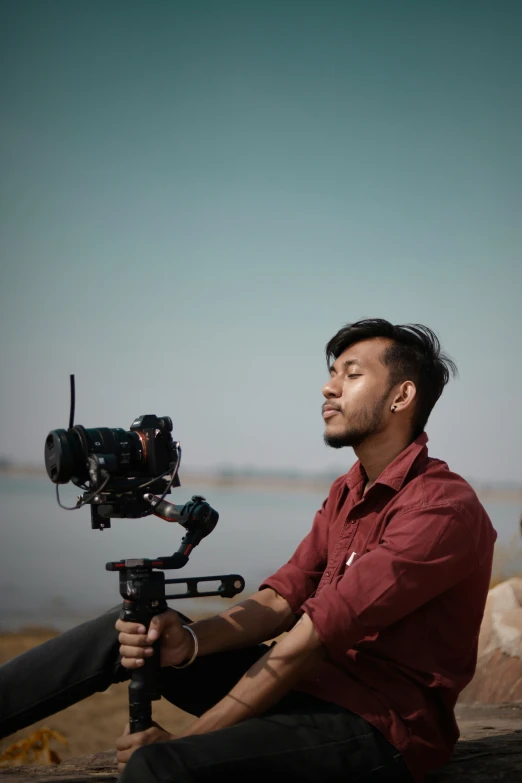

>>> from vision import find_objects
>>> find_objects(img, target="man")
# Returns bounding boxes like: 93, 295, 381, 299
0, 319, 496, 782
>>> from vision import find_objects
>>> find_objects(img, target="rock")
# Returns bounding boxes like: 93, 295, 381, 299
1, 705, 521, 783
481, 578, 522, 659
459, 648, 522, 703
459, 578, 522, 704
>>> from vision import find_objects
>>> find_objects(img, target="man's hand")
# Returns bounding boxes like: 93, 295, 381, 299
115, 609, 195, 668
116, 722, 174, 772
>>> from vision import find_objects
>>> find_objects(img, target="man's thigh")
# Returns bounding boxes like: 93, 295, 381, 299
121, 694, 412, 783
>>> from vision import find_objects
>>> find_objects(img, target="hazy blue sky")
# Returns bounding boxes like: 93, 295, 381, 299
1, 1, 521, 483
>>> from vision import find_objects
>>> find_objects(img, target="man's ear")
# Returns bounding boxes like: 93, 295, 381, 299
391, 381, 416, 414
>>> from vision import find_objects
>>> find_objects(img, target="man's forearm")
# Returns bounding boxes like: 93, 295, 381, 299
179, 611, 324, 737
189, 588, 295, 657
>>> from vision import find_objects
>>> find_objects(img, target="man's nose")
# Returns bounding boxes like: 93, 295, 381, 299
322, 377, 342, 398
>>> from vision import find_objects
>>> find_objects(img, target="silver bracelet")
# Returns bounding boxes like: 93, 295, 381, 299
171, 625, 198, 669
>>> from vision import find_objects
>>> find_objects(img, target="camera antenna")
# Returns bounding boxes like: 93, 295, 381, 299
54, 373, 86, 510
68, 374, 75, 429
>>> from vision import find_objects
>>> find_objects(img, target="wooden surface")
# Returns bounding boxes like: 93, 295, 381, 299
1, 702, 521, 782
426, 702, 522, 782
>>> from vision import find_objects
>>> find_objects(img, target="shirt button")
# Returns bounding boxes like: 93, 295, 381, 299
325, 570, 331, 577
351, 519, 357, 525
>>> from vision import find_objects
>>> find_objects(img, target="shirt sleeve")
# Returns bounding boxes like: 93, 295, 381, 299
259, 492, 333, 614
300, 503, 481, 657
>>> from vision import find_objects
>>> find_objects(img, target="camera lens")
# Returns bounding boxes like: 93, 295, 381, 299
45, 429, 84, 484
45, 426, 145, 485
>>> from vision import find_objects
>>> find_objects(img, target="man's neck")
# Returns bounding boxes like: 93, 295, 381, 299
354, 432, 412, 487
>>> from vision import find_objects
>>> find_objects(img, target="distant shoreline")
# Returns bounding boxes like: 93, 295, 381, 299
2, 464, 522, 503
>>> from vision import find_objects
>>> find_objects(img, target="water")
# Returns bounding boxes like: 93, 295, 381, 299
1, 474, 520, 631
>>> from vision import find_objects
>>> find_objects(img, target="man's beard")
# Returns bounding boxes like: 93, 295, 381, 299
323, 393, 388, 449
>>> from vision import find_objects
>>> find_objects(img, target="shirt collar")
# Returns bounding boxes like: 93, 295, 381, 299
345, 432, 429, 494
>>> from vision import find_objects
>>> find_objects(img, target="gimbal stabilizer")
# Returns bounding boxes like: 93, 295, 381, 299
106, 494, 245, 733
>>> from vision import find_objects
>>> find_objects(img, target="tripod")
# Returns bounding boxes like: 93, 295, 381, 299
106, 495, 245, 733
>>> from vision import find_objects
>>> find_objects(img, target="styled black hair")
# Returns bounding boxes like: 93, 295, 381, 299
325, 318, 458, 438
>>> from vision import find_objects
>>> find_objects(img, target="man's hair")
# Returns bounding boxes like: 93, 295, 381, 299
325, 318, 458, 438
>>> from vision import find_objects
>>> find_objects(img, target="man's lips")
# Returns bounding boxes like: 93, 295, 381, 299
323, 407, 341, 420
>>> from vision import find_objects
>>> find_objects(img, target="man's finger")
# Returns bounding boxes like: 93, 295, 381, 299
121, 656, 145, 669
117, 749, 132, 767
118, 632, 149, 648
116, 735, 133, 751
115, 620, 147, 634
145, 613, 169, 642
119, 644, 154, 659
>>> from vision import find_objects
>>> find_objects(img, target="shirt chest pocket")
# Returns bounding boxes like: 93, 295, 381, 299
318, 511, 388, 590
338, 516, 386, 570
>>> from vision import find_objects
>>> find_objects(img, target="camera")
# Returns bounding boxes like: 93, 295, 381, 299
45, 411, 181, 529
43, 377, 244, 734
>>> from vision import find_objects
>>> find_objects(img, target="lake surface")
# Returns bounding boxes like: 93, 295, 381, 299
1, 474, 520, 631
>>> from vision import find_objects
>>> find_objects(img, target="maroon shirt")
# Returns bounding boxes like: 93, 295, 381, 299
260, 434, 496, 781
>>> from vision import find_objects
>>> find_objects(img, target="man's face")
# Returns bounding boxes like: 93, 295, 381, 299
322, 337, 395, 449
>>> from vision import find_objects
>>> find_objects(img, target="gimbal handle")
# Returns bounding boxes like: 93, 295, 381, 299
117, 569, 168, 733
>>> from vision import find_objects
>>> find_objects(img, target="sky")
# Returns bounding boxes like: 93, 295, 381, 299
1, 0, 521, 484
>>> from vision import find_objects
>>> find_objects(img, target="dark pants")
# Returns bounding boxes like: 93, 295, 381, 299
0, 608, 412, 782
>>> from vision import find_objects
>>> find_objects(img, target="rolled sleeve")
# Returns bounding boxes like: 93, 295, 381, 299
260, 563, 319, 615
301, 503, 480, 657
259, 494, 332, 614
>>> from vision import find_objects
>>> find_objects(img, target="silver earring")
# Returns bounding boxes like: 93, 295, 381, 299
391, 405, 397, 412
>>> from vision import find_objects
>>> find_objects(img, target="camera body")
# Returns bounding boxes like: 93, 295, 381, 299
45, 414, 181, 528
